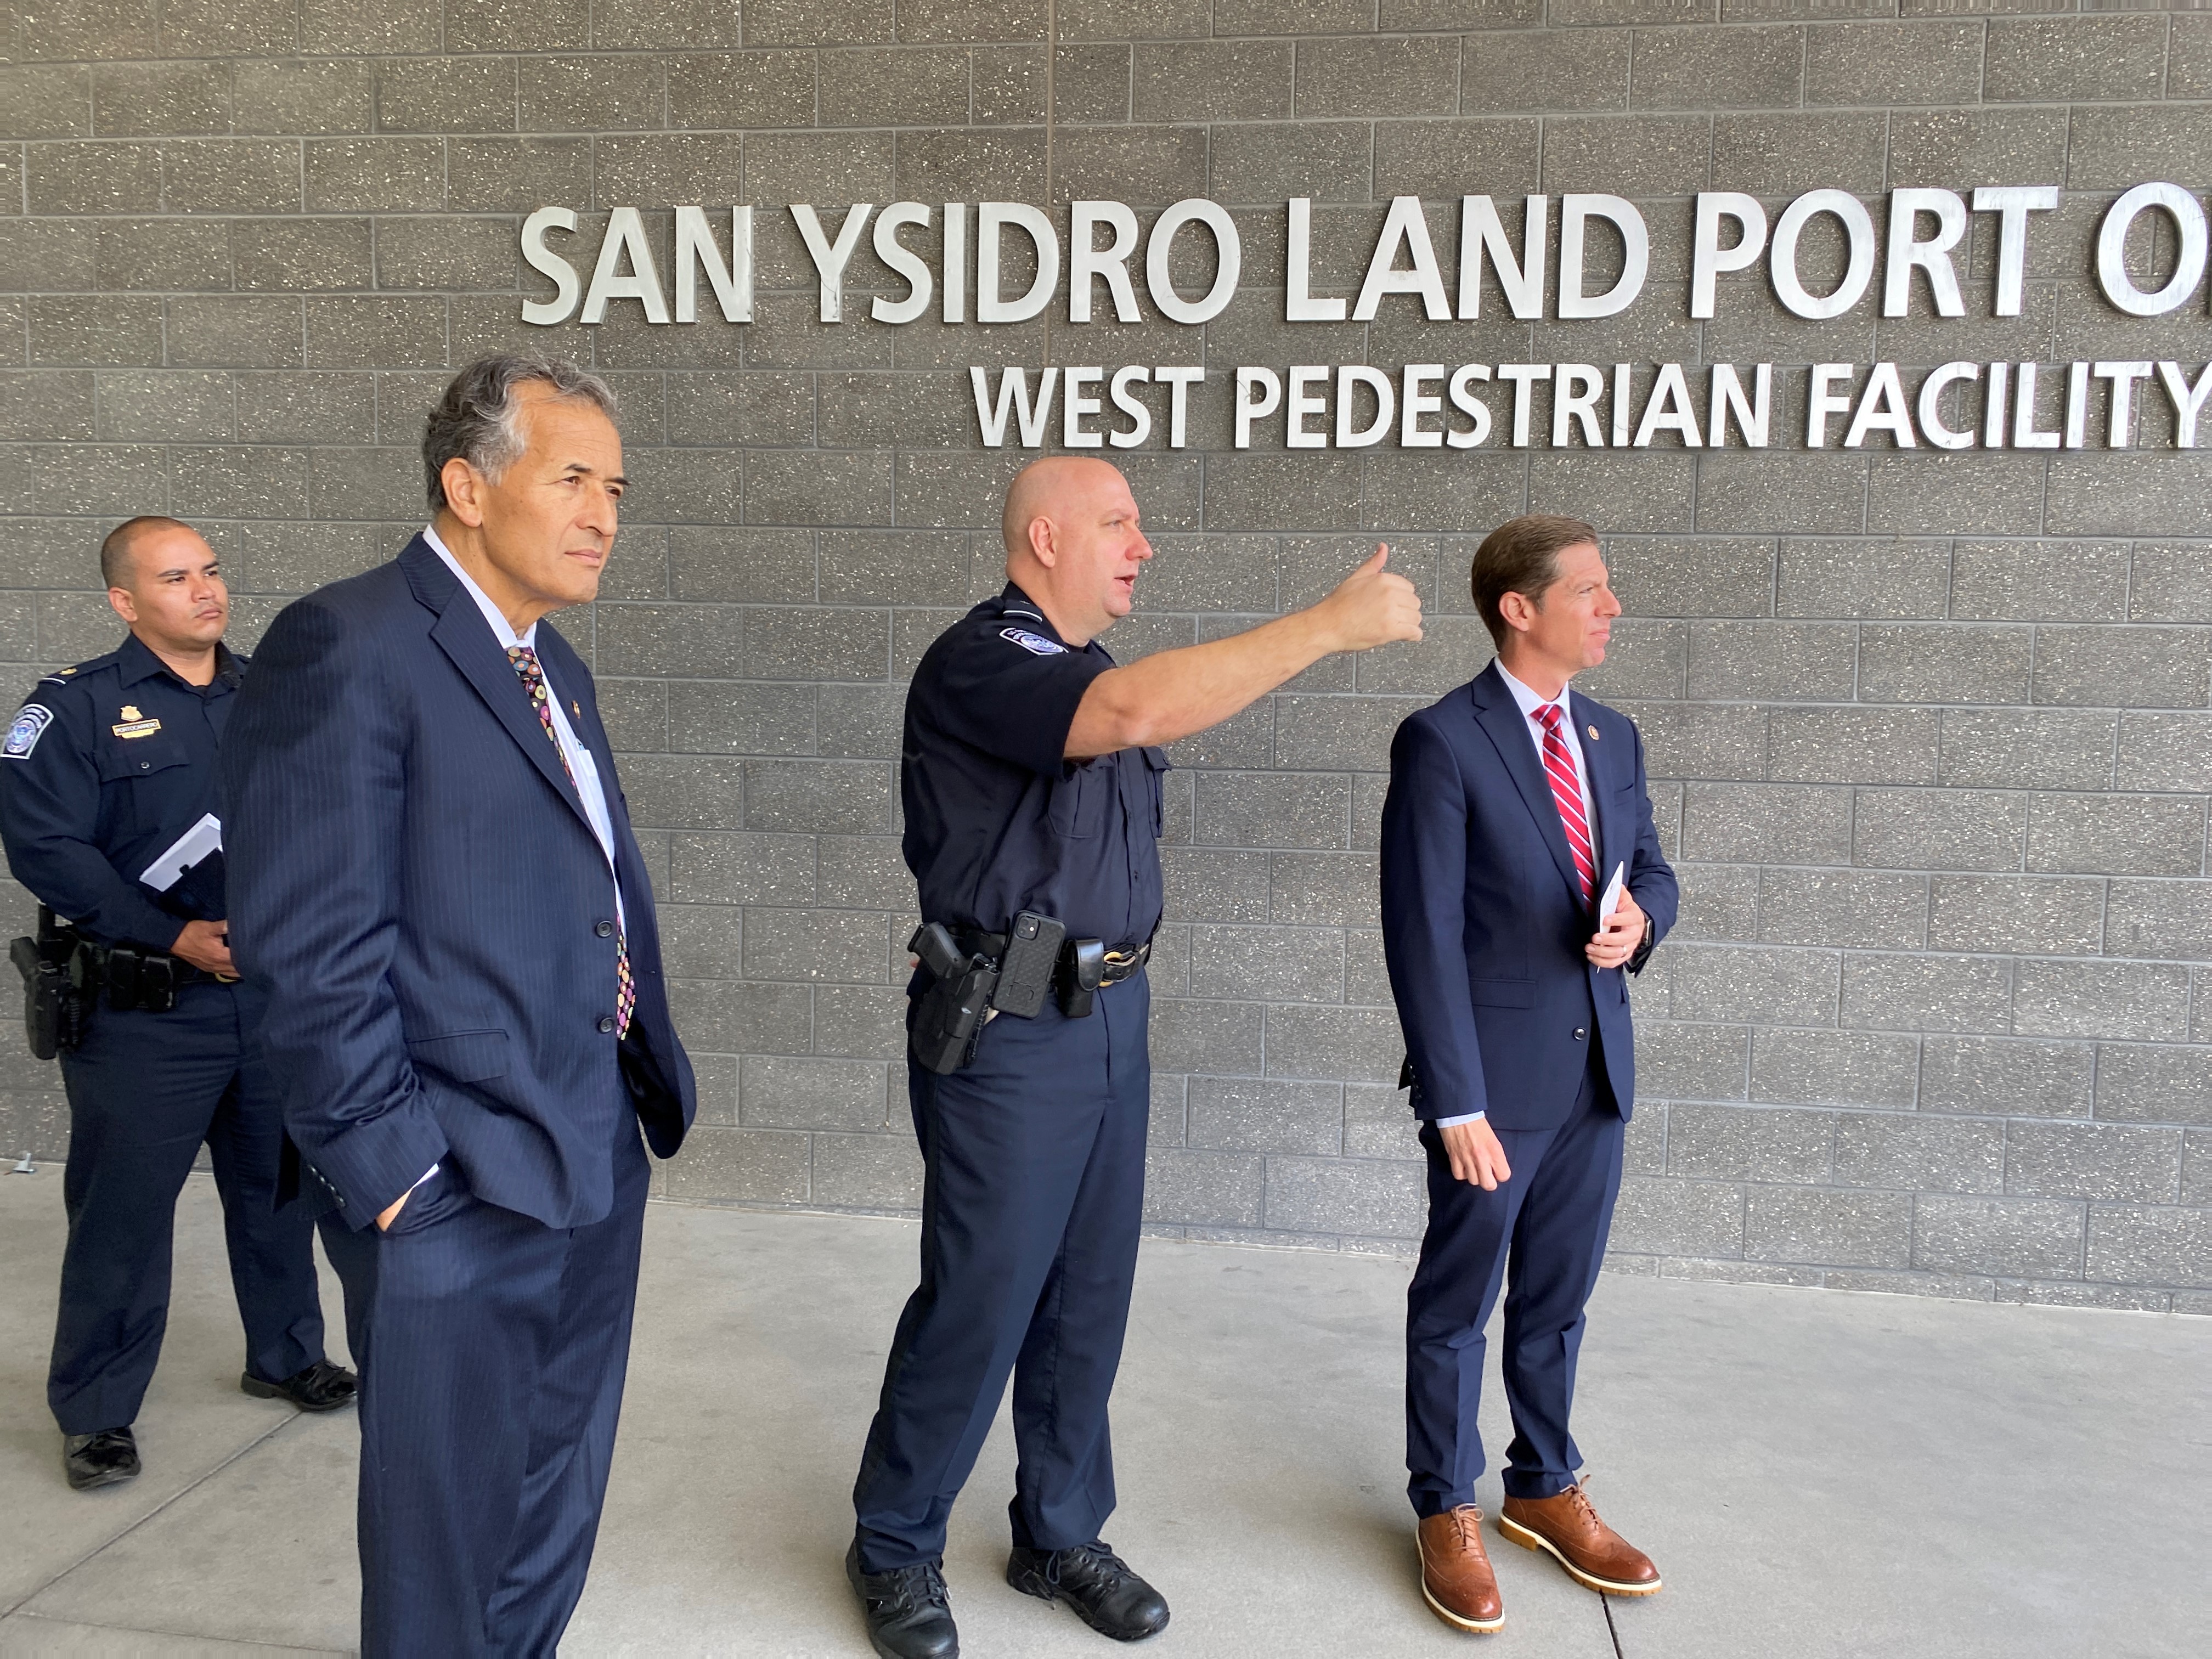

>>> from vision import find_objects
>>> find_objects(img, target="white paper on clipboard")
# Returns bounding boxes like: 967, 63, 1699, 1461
139, 812, 222, 893
1598, 862, 1626, 922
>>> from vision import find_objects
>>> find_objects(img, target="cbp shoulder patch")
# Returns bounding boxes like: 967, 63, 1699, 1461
1000, 627, 1065, 656
4, 704, 54, 760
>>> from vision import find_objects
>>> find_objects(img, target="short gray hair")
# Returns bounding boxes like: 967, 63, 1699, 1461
422, 354, 618, 512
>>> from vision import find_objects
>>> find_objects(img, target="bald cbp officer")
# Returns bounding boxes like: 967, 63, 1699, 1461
847, 458, 1423, 1659
0, 517, 353, 1493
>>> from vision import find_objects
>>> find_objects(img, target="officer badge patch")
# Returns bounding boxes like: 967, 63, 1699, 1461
3, 704, 53, 759
1000, 627, 1065, 656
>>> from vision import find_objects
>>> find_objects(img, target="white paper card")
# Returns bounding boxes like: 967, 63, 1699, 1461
1599, 861, 1626, 922
139, 812, 222, 892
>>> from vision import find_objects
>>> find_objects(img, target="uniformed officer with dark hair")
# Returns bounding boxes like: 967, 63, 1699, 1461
0, 515, 353, 1493
847, 456, 1424, 1658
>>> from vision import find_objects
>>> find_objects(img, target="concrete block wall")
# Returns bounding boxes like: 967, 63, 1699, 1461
2, 2, 2209, 1310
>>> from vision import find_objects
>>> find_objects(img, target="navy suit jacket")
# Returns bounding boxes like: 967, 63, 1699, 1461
1380, 661, 1678, 1131
219, 535, 695, 1231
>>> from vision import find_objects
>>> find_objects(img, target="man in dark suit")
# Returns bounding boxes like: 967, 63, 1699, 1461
1380, 514, 1678, 1635
220, 354, 696, 1656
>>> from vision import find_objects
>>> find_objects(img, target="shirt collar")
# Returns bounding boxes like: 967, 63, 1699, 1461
117, 632, 238, 693
997, 582, 1057, 639
423, 522, 538, 652
1496, 660, 1571, 726
116, 634, 171, 687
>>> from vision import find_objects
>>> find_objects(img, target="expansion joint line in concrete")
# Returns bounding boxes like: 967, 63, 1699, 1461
0, 1407, 309, 1623
3, 1610, 345, 1654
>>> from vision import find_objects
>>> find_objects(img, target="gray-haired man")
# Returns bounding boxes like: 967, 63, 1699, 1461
221, 355, 696, 1654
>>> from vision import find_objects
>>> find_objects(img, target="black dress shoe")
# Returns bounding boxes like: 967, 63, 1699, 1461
241, 1358, 358, 1412
847, 1540, 959, 1659
64, 1427, 139, 1491
1007, 1539, 1169, 1642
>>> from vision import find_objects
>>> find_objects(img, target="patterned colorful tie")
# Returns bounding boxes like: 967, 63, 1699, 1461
509, 645, 634, 1037
1536, 702, 1596, 911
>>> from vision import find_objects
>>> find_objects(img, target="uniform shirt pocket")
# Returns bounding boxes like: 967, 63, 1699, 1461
1140, 746, 1171, 838
1048, 761, 1109, 840
96, 732, 190, 783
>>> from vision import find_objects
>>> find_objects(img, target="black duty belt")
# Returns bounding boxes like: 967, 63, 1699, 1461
71, 941, 221, 1012
956, 933, 1153, 985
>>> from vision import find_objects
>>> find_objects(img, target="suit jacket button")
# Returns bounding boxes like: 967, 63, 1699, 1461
595, 919, 614, 938
597, 1015, 617, 1034
1573, 1026, 1587, 1041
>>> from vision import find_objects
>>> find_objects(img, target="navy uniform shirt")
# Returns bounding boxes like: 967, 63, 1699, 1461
903, 584, 1167, 947
0, 634, 244, 949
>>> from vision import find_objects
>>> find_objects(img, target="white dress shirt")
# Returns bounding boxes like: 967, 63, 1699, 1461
1434, 664, 1598, 1131
397, 525, 625, 1202
423, 524, 622, 897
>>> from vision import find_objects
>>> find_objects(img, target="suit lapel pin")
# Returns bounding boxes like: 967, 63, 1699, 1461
572, 699, 581, 716
1587, 724, 1600, 741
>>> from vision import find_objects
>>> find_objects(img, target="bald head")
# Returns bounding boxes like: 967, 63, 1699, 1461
1002, 456, 1127, 563
998, 456, 1151, 647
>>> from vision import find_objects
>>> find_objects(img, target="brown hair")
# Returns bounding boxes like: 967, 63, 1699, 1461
1470, 514, 1599, 650
99, 515, 195, 589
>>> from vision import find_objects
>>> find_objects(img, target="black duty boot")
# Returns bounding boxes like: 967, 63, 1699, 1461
1006, 1539, 1169, 1642
847, 1539, 959, 1659
63, 1427, 140, 1491
241, 1358, 358, 1412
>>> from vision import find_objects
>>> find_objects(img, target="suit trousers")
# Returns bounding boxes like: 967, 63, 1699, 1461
852, 972, 1151, 1574
49, 980, 325, 1435
1405, 1054, 1626, 1516
342, 1113, 649, 1659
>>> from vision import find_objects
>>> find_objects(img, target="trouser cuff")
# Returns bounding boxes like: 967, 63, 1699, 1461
1500, 1470, 1576, 1500
1411, 1487, 1482, 1519
853, 1527, 940, 1577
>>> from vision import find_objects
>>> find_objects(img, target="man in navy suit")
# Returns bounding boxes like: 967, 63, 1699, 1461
220, 355, 696, 1656
1380, 514, 1678, 1635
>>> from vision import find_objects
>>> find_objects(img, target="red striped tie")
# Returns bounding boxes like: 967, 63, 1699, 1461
1536, 703, 1596, 910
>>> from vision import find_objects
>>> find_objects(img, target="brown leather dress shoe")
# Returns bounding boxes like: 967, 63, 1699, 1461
1415, 1506, 1505, 1633
1498, 1485, 1661, 1596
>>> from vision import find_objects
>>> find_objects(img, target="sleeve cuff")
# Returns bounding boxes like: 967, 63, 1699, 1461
1628, 916, 1657, 975
299, 1107, 449, 1229
1434, 1111, 1486, 1127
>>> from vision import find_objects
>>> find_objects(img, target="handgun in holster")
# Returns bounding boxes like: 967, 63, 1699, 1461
909, 908, 1102, 1074
10, 906, 89, 1060
908, 923, 1001, 1075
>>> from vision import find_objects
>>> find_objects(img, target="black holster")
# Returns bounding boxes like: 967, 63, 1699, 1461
10, 907, 89, 1059
908, 923, 1000, 1076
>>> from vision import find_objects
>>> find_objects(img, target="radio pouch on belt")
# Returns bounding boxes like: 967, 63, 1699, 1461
909, 923, 1000, 1075
992, 911, 1065, 1019
1056, 938, 1106, 1019
138, 953, 176, 1014
105, 946, 142, 1012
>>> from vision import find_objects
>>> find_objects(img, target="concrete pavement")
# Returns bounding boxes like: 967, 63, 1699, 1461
1, 1169, 2204, 1657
